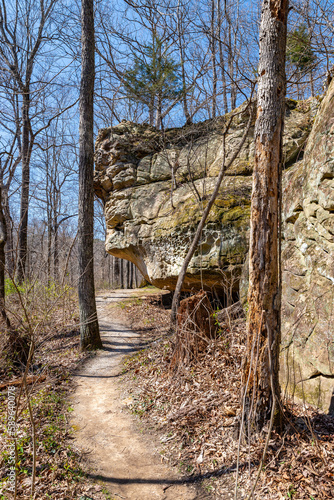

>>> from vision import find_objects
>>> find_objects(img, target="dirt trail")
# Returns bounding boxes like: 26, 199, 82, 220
70, 290, 201, 500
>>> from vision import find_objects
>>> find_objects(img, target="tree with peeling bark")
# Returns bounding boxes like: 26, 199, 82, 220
242, 0, 289, 434
78, 0, 102, 350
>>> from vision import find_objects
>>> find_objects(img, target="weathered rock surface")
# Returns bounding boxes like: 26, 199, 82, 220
94, 100, 313, 295
94, 91, 334, 412
281, 82, 334, 412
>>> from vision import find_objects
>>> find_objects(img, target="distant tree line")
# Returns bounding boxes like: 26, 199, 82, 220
0, 0, 332, 305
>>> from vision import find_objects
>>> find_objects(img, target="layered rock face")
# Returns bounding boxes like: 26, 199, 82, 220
94, 101, 312, 295
281, 82, 334, 412
94, 89, 334, 412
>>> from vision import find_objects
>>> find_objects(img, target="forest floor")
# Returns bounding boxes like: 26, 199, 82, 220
111, 291, 334, 500
1, 287, 333, 499
70, 289, 203, 500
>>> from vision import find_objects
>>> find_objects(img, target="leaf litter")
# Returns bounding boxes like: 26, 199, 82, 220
120, 295, 334, 500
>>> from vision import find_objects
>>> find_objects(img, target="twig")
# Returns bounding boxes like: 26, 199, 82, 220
24, 380, 36, 498
0, 374, 46, 390
234, 310, 264, 500
245, 320, 276, 500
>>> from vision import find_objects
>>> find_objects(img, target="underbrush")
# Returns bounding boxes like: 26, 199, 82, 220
121, 299, 334, 500
0, 280, 109, 499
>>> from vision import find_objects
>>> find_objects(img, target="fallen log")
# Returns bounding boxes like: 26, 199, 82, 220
0, 374, 47, 391
215, 301, 244, 325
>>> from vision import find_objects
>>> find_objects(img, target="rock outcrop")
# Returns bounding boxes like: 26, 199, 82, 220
94, 89, 334, 413
281, 82, 334, 412
94, 100, 313, 296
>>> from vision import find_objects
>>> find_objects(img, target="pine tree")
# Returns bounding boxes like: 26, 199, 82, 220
123, 35, 182, 128
287, 23, 316, 97
287, 23, 315, 73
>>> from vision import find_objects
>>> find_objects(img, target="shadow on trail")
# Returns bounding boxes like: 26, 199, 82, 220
87, 461, 254, 486
71, 372, 126, 379
101, 342, 146, 354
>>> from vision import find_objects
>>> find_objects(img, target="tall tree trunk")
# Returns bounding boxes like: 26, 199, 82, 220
120, 258, 124, 289
155, 92, 163, 130
0, 193, 9, 327
217, 0, 228, 114
176, 5, 192, 125
211, 0, 217, 119
180, 52, 191, 124
242, 0, 288, 434
224, 0, 237, 110
78, 0, 102, 350
53, 221, 59, 283
310, 67, 314, 97
113, 256, 119, 287
0, 170, 10, 327
130, 262, 134, 289
47, 218, 52, 285
149, 97, 155, 127
17, 90, 31, 284
2, 185, 14, 277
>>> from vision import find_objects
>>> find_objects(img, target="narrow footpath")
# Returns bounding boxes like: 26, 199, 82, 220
70, 290, 202, 500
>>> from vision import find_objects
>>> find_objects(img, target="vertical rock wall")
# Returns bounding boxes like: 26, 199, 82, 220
281, 81, 334, 413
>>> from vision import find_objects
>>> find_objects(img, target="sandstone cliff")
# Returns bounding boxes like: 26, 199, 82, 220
94, 87, 333, 412
94, 100, 313, 294
281, 81, 334, 412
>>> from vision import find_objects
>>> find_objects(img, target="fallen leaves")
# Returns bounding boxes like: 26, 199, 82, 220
121, 297, 334, 500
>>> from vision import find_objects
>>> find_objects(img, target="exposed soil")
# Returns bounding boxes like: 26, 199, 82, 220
70, 290, 204, 500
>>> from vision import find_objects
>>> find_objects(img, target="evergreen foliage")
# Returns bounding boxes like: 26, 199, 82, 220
123, 35, 182, 126
287, 24, 316, 72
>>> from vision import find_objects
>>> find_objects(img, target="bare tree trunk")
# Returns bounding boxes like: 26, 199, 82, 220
125, 260, 129, 288
0, 175, 10, 327
176, 4, 192, 125
217, 0, 228, 113
2, 185, 14, 276
120, 258, 124, 289
156, 91, 163, 130
124, 259, 129, 289
242, 0, 288, 434
17, 91, 31, 284
180, 52, 191, 124
211, 0, 217, 119
310, 67, 314, 97
224, 0, 237, 110
149, 97, 155, 126
134, 265, 137, 288
113, 256, 119, 287
54, 221, 59, 283
130, 262, 134, 289
47, 218, 52, 285
78, 0, 102, 350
